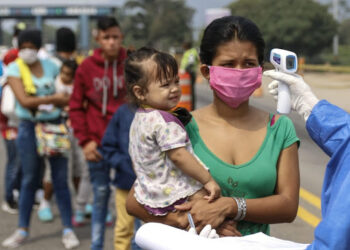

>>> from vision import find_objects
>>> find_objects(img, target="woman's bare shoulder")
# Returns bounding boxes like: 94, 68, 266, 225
191, 106, 211, 120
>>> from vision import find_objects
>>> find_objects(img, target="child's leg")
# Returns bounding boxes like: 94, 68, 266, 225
70, 135, 82, 192
114, 188, 135, 250
188, 188, 208, 202
75, 156, 91, 213
38, 158, 54, 222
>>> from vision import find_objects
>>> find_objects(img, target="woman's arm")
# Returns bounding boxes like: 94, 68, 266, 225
8, 76, 69, 109
126, 186, 189, 228
244, 143, 300, 223
176, 143, 300, 231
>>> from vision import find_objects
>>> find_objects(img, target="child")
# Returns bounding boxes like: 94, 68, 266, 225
101, 103, 142, 250
37, 59, 79, 223
126, 47, 221, 216
55, 59, 78, 96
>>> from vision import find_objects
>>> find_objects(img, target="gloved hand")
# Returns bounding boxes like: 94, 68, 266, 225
188, 224, 219, 239
263, 70, 319, 121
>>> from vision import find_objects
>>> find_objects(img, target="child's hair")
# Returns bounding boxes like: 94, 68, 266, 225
97, 16, 120, 31
124, 47, 178, 106
61, 59, 78, 77
200, 16, 265, 66
56, 27, 76, 53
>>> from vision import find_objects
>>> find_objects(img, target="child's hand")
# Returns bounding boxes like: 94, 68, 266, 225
203, 178, 221, 202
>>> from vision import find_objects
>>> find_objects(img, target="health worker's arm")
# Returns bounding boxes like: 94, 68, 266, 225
306, 100, 350, 157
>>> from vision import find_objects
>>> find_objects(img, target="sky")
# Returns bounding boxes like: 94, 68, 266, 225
1, 0, 345, 35
1, 0, 233, 33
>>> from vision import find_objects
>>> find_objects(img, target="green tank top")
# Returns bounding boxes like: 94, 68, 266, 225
185, 114, 299, 236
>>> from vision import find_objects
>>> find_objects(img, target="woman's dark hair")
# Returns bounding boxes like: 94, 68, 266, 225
18, 29, 42, 49
61, 59, 78, 76
200, 16, 265, 65
97, 16, 120, 31
56, 27, 76, 52
124, 47, 178, 106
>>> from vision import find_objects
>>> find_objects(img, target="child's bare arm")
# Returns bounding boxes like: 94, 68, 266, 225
167, 147, 220, 201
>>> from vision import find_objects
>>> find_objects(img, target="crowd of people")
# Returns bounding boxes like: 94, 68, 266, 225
0, 13, 349, 250
0, 17, 142, 250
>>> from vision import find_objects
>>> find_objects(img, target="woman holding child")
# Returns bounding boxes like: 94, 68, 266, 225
126, 15, 300, 236
2, 29, 79, 249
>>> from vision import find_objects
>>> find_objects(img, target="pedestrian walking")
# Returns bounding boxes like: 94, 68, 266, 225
1, 29, 79, 249
69, 16, 127, 250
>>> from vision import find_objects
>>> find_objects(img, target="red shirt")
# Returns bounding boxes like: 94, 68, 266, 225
69, 48, 127, 146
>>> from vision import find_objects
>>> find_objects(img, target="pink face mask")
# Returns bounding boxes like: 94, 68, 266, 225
209, 66, 262, 108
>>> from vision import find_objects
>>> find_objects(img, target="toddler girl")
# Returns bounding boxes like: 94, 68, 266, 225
126, 47, 220, 216
55, 59, 77, 96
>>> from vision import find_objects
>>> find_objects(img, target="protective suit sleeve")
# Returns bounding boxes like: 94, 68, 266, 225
306, 100, 350, 157
306, 100, 350, 250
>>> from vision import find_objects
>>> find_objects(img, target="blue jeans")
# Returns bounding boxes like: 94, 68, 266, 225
4, 138, 21, 203
88, 159, 111, 250
16, 120, 72, 228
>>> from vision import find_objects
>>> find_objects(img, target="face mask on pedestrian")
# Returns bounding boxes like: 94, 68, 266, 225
18, 48, 38, 65
208, 66, 262, 108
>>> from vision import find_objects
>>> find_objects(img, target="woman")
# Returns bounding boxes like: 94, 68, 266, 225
1, 29, 79, 249
126, 16, 300, 237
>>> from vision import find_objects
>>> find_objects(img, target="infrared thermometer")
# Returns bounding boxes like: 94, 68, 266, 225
270, 49, 298, 114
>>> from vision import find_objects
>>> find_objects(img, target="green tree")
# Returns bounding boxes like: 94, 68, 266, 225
121, 0, 194, 50
228, 0, 337, 58
339, 18, 350, 45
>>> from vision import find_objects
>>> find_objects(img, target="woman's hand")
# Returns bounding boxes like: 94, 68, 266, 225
50, 92, 70, 107
175, 196, 234, 232
126, 187, 189, 228
216, 219, 242, 237
83, 140, 102, 162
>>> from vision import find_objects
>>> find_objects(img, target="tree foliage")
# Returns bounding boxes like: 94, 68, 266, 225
228, 0, 337, 58
120, 0, 194, 50
339, 18, 350, 45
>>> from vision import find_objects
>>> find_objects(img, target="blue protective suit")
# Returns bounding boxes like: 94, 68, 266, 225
306, 100, 350, 250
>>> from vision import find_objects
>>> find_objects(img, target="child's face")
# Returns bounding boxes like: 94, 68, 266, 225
60, 66, 74, 84
137, 63, 181, 111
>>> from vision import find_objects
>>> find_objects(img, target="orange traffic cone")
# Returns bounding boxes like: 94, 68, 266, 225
177, 72, 192, 111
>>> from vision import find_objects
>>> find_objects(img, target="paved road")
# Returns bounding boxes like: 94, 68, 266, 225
0, 146, 115, 249
0, 72, 349, 249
